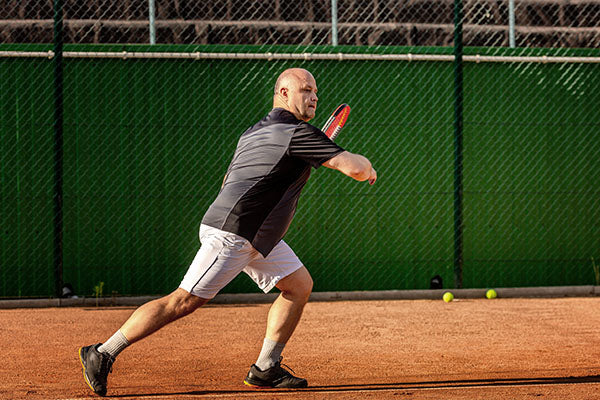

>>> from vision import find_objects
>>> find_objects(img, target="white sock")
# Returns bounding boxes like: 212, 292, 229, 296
255, 338, 286, 371
98, 329, 130, 358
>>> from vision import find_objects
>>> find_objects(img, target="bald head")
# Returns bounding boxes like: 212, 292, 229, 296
273, 68, 318, 122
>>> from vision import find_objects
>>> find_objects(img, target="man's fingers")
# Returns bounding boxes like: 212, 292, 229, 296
368, 167, 377, 185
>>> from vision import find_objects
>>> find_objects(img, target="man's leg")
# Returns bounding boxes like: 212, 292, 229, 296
120, 288, 209, 343
266, 266, 313, 344
79, 289, 208, 397
244, 266, 313, 388
79, 225, 255, 396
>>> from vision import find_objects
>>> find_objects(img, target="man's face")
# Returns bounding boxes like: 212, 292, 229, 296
287, 73, 318, 122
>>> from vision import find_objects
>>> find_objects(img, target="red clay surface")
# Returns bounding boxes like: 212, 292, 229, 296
1, 297, 600, 399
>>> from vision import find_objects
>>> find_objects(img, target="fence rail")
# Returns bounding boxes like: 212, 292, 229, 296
2, 49, 600, 63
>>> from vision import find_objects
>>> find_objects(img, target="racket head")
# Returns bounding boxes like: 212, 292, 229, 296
321, 103, 351, 141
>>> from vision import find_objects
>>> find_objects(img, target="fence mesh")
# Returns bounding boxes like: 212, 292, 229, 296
2, 0, 599, 48
1, 0, 599, 298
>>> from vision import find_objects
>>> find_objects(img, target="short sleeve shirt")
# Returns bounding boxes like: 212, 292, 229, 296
201, 108, 345, 256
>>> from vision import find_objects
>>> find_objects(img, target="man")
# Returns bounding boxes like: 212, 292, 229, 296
78, 68, 377, 396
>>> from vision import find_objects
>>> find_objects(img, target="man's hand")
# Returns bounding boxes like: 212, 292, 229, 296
323, 151, 377, 183
368, 166, 377, 185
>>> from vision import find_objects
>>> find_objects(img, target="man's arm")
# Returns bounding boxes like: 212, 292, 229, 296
322, 151, 377, 183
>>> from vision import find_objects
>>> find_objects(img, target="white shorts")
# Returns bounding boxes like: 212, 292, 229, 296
179, 224, 304, 299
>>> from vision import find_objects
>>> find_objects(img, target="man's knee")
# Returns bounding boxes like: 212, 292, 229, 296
299, 273, 314, 299
291, 275, 313, 302
167, 288, 209, 317
277, 267, 313, 303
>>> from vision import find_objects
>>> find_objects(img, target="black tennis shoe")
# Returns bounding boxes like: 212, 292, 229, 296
244, 358, 308, 388
79, 343, 114, 397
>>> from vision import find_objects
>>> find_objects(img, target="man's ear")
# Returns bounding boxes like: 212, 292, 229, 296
279, 87, 288, 100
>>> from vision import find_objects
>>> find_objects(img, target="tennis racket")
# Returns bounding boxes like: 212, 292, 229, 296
321, 103, 373, 184
321, 103, 351, 141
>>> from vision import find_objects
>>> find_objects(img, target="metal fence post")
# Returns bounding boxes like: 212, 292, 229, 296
453, 0, 464, 289
53, 0, 64, 298
331, 0, 339, 46
509, 0, 516, 47
149, 0, 156, 44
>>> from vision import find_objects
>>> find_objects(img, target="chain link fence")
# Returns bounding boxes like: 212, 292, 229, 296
2, 0, 599, 48
1, 1, 599, 298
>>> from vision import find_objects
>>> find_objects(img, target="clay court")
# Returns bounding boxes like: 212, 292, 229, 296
1, 296, 600, 399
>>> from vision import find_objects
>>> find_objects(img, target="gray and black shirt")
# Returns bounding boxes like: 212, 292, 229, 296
202, 108, 345, 257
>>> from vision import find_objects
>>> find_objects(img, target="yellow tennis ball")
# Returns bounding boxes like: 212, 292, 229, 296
486, 289, 497, 299
443, 292, 454, 302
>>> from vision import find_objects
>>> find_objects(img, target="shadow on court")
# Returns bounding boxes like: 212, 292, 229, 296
109, 374, 600, 398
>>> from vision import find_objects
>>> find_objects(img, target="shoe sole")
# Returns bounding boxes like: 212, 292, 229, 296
78, 347, 98, 395
243, 379, 307, 389
243, 379, 272, 389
